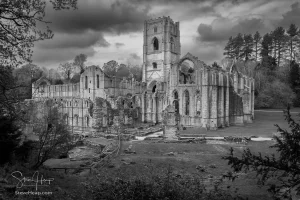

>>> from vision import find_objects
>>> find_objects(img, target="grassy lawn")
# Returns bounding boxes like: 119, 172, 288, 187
92, 140, 277, 200
180, 108, 300, 137
4, 108, 295, 200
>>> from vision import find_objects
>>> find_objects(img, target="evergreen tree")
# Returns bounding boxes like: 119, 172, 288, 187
223, 36, 235, 58
287, 24, 299, 62
242, 34, 254, 61
233, 33, 244, 59
289, 61, 300, 106
253, 31, 262, 61
223, 106, 300, 199
272, 27, 287, 66
260, 33, 273, 58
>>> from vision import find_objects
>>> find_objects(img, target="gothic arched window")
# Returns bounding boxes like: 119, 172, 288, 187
97, 75, 99, 88
184, 90, 190, 115
170, 37, 175, 52
153, 62, 157, 69
173, 90, 179, 114
86, 116, 89, 127
85, 76, 88, 89
74, 115, 78, 126
153, 37, 159, 50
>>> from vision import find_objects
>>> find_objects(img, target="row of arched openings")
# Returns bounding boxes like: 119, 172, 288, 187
64, 115, 89, 127
85, 75, 100, 89
172, 90, 191, 116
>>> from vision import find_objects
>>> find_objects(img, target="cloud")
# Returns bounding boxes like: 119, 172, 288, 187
45, 0, 150, 34
115, 42, 125, 48
126, 53, 142, 65
278, 2, 300, 28
36, 31, 110, 49
182, 42, 224, 65
32, 46, 96, 66
197, 17, 267, 42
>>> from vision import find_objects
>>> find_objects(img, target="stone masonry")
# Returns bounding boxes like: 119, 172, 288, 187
31, 16, 255, 134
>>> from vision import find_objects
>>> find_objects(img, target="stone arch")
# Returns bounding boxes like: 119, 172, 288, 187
148, 80, 157, 91
152, 37, 159, 50
152, 85, 156, 93
178, 59, 196, 84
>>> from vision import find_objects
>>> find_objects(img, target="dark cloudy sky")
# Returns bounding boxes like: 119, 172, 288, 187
32, 0, 300, 69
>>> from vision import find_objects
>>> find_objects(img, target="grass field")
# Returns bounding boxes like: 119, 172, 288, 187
180, 108, 300, 137
93, 109, 300, 200
95, 140, 275, 200
6, 109, 294, 200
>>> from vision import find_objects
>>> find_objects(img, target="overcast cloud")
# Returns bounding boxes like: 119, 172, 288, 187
32, 0, 300, 68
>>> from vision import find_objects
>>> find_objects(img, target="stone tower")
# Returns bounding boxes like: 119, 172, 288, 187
142, 16, 181, 85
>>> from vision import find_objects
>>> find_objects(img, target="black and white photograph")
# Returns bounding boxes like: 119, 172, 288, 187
1, 0, 300, 199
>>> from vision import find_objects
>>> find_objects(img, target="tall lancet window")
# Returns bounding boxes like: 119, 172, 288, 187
153, 37, 159, 50
184, 90, 190, 115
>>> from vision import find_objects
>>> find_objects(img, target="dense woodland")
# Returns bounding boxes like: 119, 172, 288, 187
223, 24, 300, 108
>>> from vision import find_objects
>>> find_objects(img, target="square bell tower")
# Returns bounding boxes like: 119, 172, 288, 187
142, 16, 181, 85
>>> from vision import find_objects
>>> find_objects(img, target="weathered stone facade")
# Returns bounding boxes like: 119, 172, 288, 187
32, 16, 254, 134
140, 16, 254, 130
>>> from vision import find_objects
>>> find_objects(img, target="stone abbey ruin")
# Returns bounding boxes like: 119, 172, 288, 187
31, 16, 255, 135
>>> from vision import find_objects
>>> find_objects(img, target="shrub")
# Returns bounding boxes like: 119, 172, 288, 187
255, 80, 295, 108
223, 106, 300, 199
85, 170, 245, 200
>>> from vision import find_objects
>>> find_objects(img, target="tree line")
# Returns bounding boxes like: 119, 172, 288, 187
224, 24, 300, 66
223, 24, 300, 108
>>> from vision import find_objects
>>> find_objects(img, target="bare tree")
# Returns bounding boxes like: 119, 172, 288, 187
73, 54, 87, 74
32, 100, 74, 169
0, 0, 77, 67
58, 62, 75, 82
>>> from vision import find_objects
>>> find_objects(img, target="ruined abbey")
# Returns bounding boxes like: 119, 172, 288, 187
32, 16, 255, 135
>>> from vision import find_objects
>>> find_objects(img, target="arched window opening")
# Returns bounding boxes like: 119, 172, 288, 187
153, 37, 159, 50
179, 60, 195, 84
97, 75, 99, 88
75, 115, 78, 126
152, 85, 156, 93
173, 91, 179, 114
152, 62, 157, 69
86, 117, 89, 127
170, 37, 175, 52
154, 26, 157, 33
65, 115, 69, 125
184, 90, 190, 115
85, 76, 88, 89
195, 90, 201, 116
